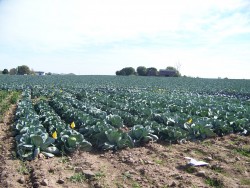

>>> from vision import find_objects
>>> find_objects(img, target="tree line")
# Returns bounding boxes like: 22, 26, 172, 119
116, 66, 181, 77
0, 65, 34, 75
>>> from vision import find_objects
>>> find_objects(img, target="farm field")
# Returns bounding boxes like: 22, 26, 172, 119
0, 75, 250, 188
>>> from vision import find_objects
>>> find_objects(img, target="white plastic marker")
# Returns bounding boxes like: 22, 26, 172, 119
184, 157, 209, 166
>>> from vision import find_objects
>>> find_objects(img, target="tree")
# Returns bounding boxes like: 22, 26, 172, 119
17, 65, 31, 75
116, 67, 135, 76
146, 67, 158, 76
166, 66, 181, 77
9, 68, 17, 75
2, 69, 9, 74
116, 70, 124, 76
123, 67, 135, 75
136, 66, 147, 76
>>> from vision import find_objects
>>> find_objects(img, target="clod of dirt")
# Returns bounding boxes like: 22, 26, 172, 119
196, 170, 206, 177
17, 176, 25, 184
93, 182, 102, 188
82, 170, 95, 179
138, 167, 146, 175
33, 182, 40, 188
1, 171, 8, 178
57, 179, 65, 184
204, 156, 213, 161
38, 153, 45, 159
170, 180, 177, 187
74, 166, 83, 173
235, 156, 241, 161
40, 178, 48, 186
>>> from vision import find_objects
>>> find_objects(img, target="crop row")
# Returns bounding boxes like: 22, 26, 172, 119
48, 95, 158, 150
61, 88, 250, 137
46, 90, 250, 145
13, 89, 91, 160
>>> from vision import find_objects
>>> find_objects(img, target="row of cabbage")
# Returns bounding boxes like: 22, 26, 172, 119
14, 89, 92, 160
2, 75, 250, 98
48, 94, 158, 150
13, 89, 160, 160
67, 87, 250, 137
14, 89, 56, 160
46, 89, 250, 147
2, 76, 249, 160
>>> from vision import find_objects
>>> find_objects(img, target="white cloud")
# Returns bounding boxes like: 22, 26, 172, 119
0, 0, 250, 78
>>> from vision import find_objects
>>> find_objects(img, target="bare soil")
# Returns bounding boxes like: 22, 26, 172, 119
0, 106, 250, 188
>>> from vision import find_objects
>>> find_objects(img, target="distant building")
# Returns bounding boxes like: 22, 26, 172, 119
35, 71, 45, 76
159, 69, 177, 77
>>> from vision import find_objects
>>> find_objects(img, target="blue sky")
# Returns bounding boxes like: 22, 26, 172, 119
0, 0, 250, 78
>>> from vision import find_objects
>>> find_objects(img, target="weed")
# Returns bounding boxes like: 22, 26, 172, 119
95, 170, 106, 180
11, 151, 18, 160
184, 165, 197, 173
153, 158, 164, 165
164, 144, 173, 151
202, 141, 212, 147
10, 92, 20, 104
18, 161, 30, 175
0, 103, 9, 113
132, 181, 141, 188
205, 177, 223, 188
59, 156, 70, 163
162, 185, 169, 188
123, 171, 132, 180
115, 181, 124, 188
234, 146, 250, 157
211, 166, 224, 174
69, 173, 86, 183
193, 148, 207, 156
38, 96, 48, 101
234, 164, 245, 173
240, 178, 250, 185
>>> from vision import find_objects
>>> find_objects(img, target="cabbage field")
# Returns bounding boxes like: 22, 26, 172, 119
0, 75, 250, 161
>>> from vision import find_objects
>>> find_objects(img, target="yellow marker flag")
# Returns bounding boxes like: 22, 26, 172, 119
70, 122, 75, 129
187, 118, 192, 124
52, 131, 57, 139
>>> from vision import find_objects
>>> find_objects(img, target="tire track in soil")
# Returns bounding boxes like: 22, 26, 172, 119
0, 104, 29, 188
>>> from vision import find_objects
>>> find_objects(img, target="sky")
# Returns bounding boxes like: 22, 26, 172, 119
0, 0, 250, 78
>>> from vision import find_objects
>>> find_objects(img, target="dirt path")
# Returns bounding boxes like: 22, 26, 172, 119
0, 106, 250, 188
0, 105, 23, 187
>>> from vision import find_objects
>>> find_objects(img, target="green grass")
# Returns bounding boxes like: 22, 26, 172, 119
184, 166, 197, 173
115, 182, 124, 188
0, 91, 20, 121
10, 91, 20, 104
1, 102, 9, 110
17, 161, 30, 175
132, 181, 141, 188
0, 90, 9, 103
123, 171, 132, 180
234, 146, 250, 157
205, 177, 223, 188
240, 178, 250, 185
193, 148, 207, 156
201, 140, 212, 147
59, 156, 70, 163
94, 170, 106, 180
211, 166, 224, 174
69, 173, 86, 183
153, 158, 164, 165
